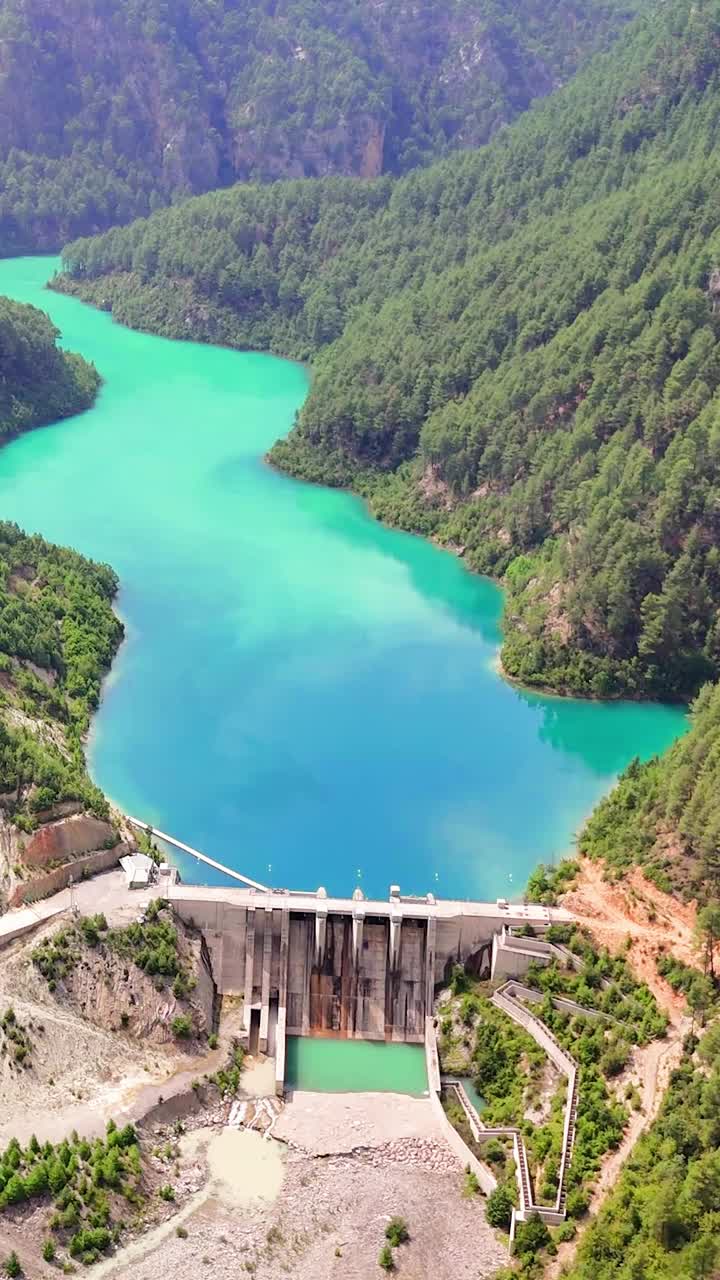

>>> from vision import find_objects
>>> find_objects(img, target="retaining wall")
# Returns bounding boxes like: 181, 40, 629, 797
8, 844, 126, 907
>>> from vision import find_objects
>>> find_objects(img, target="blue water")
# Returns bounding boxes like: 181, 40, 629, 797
0, 256, 687, 898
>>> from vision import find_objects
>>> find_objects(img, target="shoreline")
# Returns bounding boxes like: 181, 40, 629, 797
52, 263, 692, 712
0, 260, 686, 904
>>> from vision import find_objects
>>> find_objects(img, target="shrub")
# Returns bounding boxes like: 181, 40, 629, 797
207, 1033, 218, 1049
42, 1241, 55, 1262
24, 1162, 48, 1196
486, 1184, 514, 1229
49, 1159, 68, 1194
565, 1187, 590, 1218
69, 1227, 111, 1259
171, 1015, 192, 1039
599, 1043, 630, 1077
554, 1220, 576, 1243
3, 1173, 26, 1205
514, 1213, 550, 1255
378, 1245, 394, 1271
159, 1185, 175, 1201
483, 1139, 506, 1165
463, 1169, 480, 1197
385, 1217, 409, 1246
176, 1226, 188, 1239
3, 1254, 21, 1278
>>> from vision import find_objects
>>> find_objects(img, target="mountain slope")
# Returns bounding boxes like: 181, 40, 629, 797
57, 0, 720, 699
581, 680, 720, 899
0, 301, 121, 901
0, 0, 640, 252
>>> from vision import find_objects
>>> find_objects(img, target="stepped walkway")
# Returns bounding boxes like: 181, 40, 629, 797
428, 965, 610, 1247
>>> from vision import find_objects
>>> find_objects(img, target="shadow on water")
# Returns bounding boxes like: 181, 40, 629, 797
515, 684, 689, 773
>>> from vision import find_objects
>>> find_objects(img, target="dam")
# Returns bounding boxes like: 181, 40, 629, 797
166, 880, 570, 1089
130, 818, 571, 1091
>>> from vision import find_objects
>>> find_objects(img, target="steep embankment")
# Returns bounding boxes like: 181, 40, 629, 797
0, 299, 124, 907
560, 1013, 720, 1280
0, 901, 215, 1143
580, 679, 720, 901
0, 0, 640, 252
56, 0, 720, 701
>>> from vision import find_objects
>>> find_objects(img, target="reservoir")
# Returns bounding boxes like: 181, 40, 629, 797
0, 256, 686, 898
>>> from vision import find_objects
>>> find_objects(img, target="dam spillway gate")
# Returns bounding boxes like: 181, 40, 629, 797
167, 884, 568, 1054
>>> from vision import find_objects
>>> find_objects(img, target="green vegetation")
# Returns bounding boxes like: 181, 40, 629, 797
564, 1021, 720, 1280
525, 861, 579, 906
377, 1217, 409, 1270
170, 1015, 192, 1040
0, 0, 638, 253
0, 1122, 141, 1268
581, 680, 720, 897
3, 1253, 21, 1278
440, 940, 666, 1221
210, 1044, 246, 1097
0, 518, 121, 826
0, 302, 117, 836
525, 929, 669, 1042
486, 1183, 514, 1228
378, 1244, 394, 1272
32, 903, 200, 1034
59, 0, 720, 700
0, 1007, 33, 1068
384, 1217, 409, 1248
0, 298, 99, 443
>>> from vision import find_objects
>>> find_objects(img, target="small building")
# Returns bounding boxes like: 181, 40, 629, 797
120, 852, 154, 889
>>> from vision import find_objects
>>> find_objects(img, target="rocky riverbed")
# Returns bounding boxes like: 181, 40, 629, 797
107, 1091, 509, 1280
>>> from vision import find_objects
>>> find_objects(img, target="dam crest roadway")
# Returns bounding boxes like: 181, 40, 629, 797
129, 818, 572, 1096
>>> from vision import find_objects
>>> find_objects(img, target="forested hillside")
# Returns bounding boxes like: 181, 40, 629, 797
0, 0, 639, 252
581, 681, 720, 900
0, 302, 119, 825
58, 0, 720, 700
0, 297, 99, 442
563, 1023, 720, 1280
0, 523, 122, 826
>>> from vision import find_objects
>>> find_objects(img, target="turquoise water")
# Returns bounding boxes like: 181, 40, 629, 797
461, 1079, 487, 1115
0, 256, 687, 898
285, 1037, 428, 1094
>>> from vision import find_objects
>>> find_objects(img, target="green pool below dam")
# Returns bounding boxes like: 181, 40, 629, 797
285, 1037, 428, 1095
0, 256, 688, 898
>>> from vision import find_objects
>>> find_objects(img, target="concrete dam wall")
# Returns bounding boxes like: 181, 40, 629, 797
168, 884, 569, 1053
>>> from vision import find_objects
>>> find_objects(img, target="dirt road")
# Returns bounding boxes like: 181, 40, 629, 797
544, 857, 697, 1276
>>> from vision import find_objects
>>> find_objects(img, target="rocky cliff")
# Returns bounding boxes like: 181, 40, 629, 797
0, 0, 642, 251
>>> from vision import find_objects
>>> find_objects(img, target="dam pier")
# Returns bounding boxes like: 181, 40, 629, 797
127, 819, 571, 1095
166, 880, 569, 1093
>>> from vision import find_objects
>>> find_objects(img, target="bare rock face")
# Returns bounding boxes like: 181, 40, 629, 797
65, 935, 214, 1043
22, 815, 115, 868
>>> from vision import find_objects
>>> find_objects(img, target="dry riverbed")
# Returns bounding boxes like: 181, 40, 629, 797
107, 1091, 508, 1280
